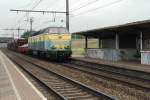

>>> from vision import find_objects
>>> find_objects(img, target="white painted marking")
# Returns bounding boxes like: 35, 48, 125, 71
0, 51, 47, 100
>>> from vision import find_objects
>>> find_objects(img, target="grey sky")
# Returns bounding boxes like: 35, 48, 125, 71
0, 0, 150, 37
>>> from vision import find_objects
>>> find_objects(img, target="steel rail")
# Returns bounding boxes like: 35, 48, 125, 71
5, 51, 116, 100
6, 52, 67, 100
60, 60, 150, 91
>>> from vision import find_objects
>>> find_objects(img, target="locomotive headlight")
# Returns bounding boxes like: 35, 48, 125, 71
51, 45, 56, 49
65, 45, 70, 49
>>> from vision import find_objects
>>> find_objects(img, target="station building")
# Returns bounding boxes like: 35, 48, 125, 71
73, 20, 150, 65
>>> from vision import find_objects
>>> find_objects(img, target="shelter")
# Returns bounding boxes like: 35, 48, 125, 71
73, 19, 150, 65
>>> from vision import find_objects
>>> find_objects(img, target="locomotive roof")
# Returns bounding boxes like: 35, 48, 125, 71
33, 27, 69, 36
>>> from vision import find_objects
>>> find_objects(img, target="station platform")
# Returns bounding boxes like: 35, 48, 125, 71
0, 51, 46, 100
72, 57, 150, 73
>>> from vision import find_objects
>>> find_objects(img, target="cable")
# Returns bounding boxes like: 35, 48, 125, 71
70, 0, 99, 12
24, 17, 29, 31
11, 0, 65, 32
55, 0, 87, 12
13, 0, 42, 24
70, 0, 89, 9
16, 0, 36, 9
32, 0, 43, 9
72, 0, 123, 17
48, 0, 61, 9
11, 0, 43, 32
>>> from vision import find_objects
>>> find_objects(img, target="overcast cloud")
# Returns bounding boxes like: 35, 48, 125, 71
0, 0, 150, 37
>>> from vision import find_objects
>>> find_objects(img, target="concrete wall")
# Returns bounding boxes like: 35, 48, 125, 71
85, 48, 137, 61
85, 49, 121, 61
84, 34, 138, 61
120, 49, 137, 60
143, 39, 150, 50
141, 51, 150, 65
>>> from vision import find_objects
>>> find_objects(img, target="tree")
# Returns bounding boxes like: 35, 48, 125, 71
21, 31, 36, 39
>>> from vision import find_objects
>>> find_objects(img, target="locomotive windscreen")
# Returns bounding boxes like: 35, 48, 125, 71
45, 27, 69, 34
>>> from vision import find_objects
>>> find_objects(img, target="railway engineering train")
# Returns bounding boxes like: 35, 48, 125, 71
7, 27, 72, 60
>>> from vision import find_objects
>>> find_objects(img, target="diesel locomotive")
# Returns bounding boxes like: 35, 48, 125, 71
28, 27, 72, 60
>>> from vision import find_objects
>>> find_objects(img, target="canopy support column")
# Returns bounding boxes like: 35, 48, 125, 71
115, 33, 119, 49
99, 38, 101, 48
140, 32, 143, 51
100, 40, 103, 48
85, 36, 88, 49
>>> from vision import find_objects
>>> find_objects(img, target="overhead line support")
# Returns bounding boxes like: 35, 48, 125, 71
1, 28, 25, 38
10, 0, 70, 32
66, 0, 70, 31
10, 9, 66, 14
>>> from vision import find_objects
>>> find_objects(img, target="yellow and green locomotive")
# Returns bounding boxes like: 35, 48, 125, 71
28, 27, 72, 60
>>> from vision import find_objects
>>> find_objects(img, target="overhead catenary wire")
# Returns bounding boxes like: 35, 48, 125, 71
47, 0, 61, 10
32, 0, 44, 9
70, 0, 90, 10
9, 0, 124, 33
12, 0, 44, 29
70, 0, 100, 12
12, 0, 38, 26
15, 0, 36, 9
72, 0, 123, 18
34, 15, 65, 29
12, 0, 85, 30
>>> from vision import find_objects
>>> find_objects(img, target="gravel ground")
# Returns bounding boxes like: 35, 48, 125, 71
13, 61, 61, 100
6, 51, 150, 100
42, 63, 149, 100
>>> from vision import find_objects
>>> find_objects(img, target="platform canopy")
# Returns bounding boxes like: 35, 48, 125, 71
74, 19, 150, 39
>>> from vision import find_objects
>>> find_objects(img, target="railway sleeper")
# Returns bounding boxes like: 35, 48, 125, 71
62, 91, 90, 96
52, 85, 74, 88
50, 83, 71, 85
66, 63, 150, 89
54, 87, 78, 91
66, 94, 96, 100
58, 90, 87, 95
80, 97, 100, 100
46, 80, 66, 83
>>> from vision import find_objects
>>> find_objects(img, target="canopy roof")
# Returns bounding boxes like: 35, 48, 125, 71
74, 19, 150, 38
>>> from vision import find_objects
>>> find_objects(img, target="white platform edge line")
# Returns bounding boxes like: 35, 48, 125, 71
0, 51, 21, 100
1, 51, 47, 100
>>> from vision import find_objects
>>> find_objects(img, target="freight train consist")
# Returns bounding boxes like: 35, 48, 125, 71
7, 27, 72, 60
7, 38, 28, 52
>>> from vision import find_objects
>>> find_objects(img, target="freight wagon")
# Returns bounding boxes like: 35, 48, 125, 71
7, 38, 28, 52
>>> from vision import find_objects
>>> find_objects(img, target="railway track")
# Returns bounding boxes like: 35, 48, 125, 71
18, 52, 150, 92
5, 51, 115, 100
61, 59, 150, 91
